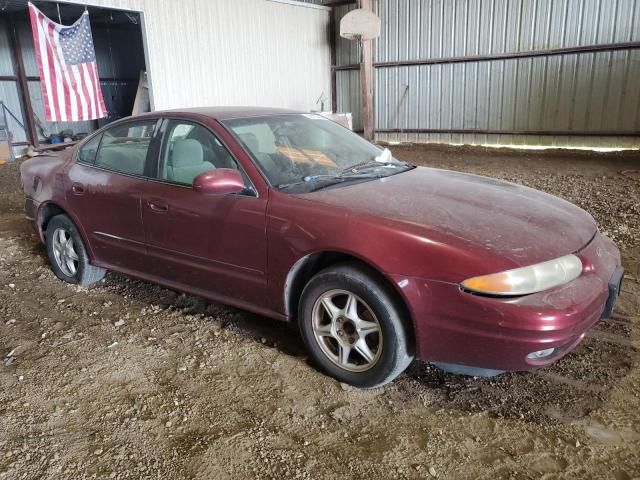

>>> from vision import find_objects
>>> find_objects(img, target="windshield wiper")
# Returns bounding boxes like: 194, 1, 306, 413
308, 173, 385, 192
277, 175, 345, 190
340, 160, 412, 177
338, 160, 376, 175
337, 147, 397, 175
277, 172, 387, 191
277, 154, 414, 191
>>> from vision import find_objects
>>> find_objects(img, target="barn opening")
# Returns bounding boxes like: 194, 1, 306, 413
0, 0, 149, 157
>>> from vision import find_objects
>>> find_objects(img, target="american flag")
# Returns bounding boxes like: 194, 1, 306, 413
28, 2, 107, 122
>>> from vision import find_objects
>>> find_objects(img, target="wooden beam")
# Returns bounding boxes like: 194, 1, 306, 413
322, 0, 357, 6
360, 53, 374, 140
375, 127, 640, 137
26, 75, 140, 82
131, 70, 150, 115
333, 41, 640, 71
8, 16, 39, 148
329, 8, 337, 113
360, 0, 374, 141
35, 141, 78, 153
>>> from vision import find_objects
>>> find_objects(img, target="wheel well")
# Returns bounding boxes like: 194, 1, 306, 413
285, 252, 415, 345
38, 203, 66, 235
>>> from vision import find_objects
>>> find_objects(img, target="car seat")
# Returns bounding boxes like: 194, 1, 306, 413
239, 132, 280, 179
166, 138, 215, 184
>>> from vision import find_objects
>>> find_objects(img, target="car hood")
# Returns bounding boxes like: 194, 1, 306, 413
297, 166, 597, 268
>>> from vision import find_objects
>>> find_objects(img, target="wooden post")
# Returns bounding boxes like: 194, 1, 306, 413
8, 16, 39, 148
359, 0, 374, 140
329, 9, 338, 113
131, 71, 150, 115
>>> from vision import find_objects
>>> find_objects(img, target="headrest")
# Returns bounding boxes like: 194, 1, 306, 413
172, 139, 204, 167
239, 132, 260, 153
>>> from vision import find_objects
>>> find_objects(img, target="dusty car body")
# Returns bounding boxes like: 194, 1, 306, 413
20, 107, 624, 386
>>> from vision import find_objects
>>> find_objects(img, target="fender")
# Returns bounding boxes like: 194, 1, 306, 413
36, 201, 97, 262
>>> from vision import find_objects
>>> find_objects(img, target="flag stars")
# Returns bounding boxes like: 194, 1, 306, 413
59, 15, 96, 65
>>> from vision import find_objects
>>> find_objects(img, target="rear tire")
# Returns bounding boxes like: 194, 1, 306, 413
45, 214, 106, 286
298, 263, 414, 388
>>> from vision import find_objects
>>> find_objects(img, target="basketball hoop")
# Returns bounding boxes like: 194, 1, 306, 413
339, 8, 381, 41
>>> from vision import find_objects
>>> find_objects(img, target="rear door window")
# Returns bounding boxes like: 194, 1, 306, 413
77, 133, 102, 164
95, 120, 157, 176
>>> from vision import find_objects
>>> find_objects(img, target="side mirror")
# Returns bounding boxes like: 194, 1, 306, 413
193, 168, 245, 195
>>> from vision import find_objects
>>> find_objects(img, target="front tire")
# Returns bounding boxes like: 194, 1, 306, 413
45, 214, 106, 286
298, 263, 414, 388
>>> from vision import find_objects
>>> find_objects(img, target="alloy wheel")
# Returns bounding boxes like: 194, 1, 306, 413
311, 289, 383, 372
51, 227, 79, 277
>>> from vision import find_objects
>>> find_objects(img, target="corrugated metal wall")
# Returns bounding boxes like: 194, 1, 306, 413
0, 18, 26, 144
63, 0, 332, 113
333, 0, 640, 148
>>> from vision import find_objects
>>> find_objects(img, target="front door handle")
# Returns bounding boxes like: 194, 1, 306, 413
147, 200, 168, 213
71, 182, 84, 195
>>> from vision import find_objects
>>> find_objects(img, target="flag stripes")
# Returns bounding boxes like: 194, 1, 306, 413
28, 3, 107, 122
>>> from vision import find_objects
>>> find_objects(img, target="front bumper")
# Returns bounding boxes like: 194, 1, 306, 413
393, 232, 622, 372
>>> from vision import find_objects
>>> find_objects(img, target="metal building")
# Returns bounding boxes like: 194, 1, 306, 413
0, 0, 331, 153
2, 0, 639, 153
331, 0, 640, 148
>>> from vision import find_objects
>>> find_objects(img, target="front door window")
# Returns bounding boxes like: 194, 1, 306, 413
159, 121, 239, 185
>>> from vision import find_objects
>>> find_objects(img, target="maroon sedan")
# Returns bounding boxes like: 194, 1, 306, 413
20, 107, 624, 387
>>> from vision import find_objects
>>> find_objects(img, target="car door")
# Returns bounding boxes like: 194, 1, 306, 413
65, 118, 160, 272
140, 118, 268, 307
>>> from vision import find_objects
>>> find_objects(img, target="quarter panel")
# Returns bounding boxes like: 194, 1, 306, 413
20, 154, 68, 204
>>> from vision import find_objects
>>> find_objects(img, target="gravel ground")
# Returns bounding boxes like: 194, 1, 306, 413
0, 144, 639, 479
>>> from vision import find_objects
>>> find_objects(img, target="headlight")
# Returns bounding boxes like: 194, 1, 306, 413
461, 254, 583, 296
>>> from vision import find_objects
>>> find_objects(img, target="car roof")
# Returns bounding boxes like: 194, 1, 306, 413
140, 106, 304, 121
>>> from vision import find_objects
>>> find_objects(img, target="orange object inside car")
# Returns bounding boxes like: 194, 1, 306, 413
276, 146, 336, 167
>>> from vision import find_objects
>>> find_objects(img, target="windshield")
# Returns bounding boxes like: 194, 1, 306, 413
222, 114, 412, 192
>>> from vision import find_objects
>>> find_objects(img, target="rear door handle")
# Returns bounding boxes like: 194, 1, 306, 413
147, 200, 168, 213
71, 182, 84, 195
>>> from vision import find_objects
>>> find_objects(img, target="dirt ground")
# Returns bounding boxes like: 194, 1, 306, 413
0, 144, 639, 480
